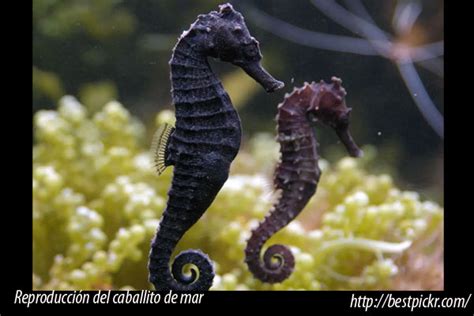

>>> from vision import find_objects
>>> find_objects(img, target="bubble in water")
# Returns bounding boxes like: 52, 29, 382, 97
377, 131, 382, 136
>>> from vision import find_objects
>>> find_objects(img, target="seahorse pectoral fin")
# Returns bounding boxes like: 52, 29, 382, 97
151, 123, 176, 175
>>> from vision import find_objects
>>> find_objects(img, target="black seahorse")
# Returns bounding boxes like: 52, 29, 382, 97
245, 77, 362, 283
148, 3, 284, 291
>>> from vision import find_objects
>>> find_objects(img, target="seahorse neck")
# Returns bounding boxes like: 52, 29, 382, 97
169, 38, 223, 105
277, 94, 313, 133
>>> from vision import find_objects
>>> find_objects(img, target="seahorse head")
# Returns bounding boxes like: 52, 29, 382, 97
307, 77, 363, 157
183, 3, 284, 92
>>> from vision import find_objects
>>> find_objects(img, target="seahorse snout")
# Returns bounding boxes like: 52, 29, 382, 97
238, 61, 284, 92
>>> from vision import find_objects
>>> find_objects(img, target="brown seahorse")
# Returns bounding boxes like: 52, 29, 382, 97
245, 77, 362, 283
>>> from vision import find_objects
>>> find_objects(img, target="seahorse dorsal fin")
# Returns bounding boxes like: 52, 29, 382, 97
151, 123, 175, 176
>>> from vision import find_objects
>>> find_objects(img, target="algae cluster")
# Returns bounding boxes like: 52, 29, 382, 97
33, 97, 443, 290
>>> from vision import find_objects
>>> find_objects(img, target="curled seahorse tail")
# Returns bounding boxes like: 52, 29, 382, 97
245, 240, 295, 283
149, 162, 226, 291
246, 178, 317, 283
148, 197, 216, 291
148, 237, 215, 291
171, 249, 214, 290
244, 203, 296, 283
